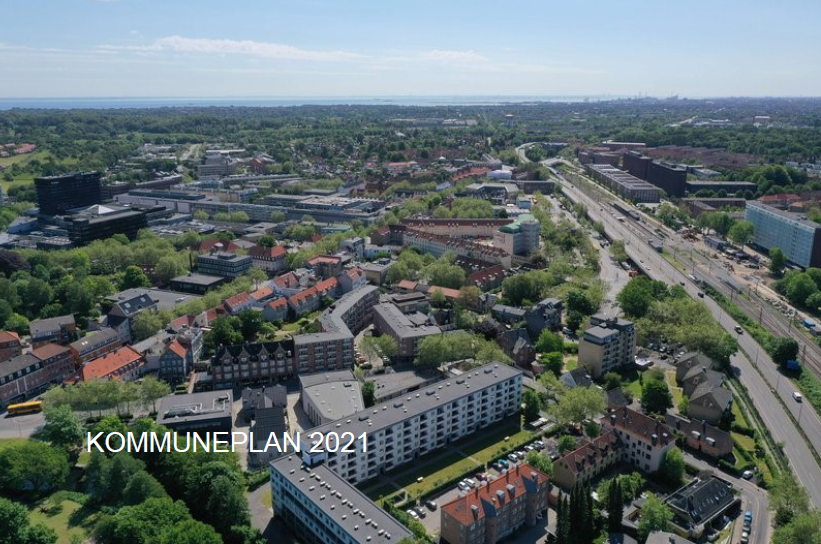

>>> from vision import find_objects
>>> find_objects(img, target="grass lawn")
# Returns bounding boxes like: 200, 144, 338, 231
0, 437, 27, 449
731, 400, 751, 430
732, 432, 755, 452
665, 371, 684, 407
29, 493, 101, 544
379, 420, 533, 501
624, 377, 642, 400
402, 455, 480, 500
471, 427, 534, 466
563, 358, 578, 372
363, 482, 402, 501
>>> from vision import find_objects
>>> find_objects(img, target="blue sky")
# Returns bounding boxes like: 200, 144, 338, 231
0, 0, 818, 98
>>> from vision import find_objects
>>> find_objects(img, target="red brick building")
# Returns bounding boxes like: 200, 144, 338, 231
440, 464, 550, 544
0, 344, 75, 406
0, 331, 22, 363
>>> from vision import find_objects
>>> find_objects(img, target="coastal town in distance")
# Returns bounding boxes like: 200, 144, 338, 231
2, 3, 821, 544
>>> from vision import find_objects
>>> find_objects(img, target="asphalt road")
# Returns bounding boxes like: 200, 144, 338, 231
0, 411, 44, 439
559, 175, 821, 507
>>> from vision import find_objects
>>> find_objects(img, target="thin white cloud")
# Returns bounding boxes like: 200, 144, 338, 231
421, 49, 488, 63
100, 35, 365, 62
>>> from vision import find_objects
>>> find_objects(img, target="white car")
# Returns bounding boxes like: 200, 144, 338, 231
457, 481, 470, 491
406, 509, 419, 520
464, 478, 477, 488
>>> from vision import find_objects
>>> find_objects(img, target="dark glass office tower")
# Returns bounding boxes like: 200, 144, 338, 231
34, 172, 102, 215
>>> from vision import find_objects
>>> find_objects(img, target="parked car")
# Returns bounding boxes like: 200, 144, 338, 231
533, 441, 545, 450
457, 481, 469, 491
524, 445, 534, 452
414, 507, 426, 518
741, 470, 754, 480
507, 454, 519, 463
407, 509, 419, 519
741, 531, 749, 544
465, 478, 477, 488
476, 473, 487, 481
744, 511, 753, 522
425, 500, 437, 511
498, 459, 509, 468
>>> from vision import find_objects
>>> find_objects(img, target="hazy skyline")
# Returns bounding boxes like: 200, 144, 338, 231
1, 0, 819, 99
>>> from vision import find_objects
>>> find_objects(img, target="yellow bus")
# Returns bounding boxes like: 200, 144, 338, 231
6, 400, 43, 416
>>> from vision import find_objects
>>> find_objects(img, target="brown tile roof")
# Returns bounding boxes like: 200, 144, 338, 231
249, 245, 286, 258
31, 343, 71, 360
267, 298, 287, 310
558, 430, 619, 475
603, 407, 674, 447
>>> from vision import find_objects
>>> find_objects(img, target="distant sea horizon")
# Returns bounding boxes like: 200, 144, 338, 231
0, 95, 627, 110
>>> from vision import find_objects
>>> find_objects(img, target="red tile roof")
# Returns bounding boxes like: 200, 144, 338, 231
249, 245, 286, 258
315, 277, 338, 294
165, 339, 188, 360
225, 292, 252, 309
273, 272, 300, 289
170, 315, 196, 331
267, 298, 287, 310
82, 346, 143, 381
441, 463, 549, 526
289, 286, 318, 306
760, 193, 800, 202
307, 255, 341, 265
0, 330, 21, 344
251, 285, 274, 301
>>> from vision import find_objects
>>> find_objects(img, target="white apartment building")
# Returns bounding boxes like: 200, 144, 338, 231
300, 363, 523, 485
271, 454, 412, 544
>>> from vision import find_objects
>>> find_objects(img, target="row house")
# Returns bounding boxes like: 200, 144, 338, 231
225, 291, 254, 314
262, 298, 288, 322
211, 340, 295, 389
552, 407, 675, 489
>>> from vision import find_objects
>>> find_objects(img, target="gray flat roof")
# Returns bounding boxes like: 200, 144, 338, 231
748, 200, 821, 229
271, 454, 412, 544
369, 369, 436, 399
584, 326, 619, 341
372, 303, 440, 339
157, 390, 233, 425
302, 378, 364, 425
170, 273, 225, 286
299, 370, 357, 389
302, 362, 521, 447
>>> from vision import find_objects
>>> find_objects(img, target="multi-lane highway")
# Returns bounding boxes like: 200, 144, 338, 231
558, 173, 821, 507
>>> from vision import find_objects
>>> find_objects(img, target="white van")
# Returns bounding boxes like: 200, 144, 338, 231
793, 391, 803, 402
